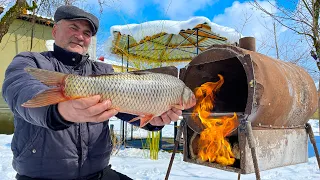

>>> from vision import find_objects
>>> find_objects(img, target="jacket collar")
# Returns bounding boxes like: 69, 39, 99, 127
53, 44, 89, 66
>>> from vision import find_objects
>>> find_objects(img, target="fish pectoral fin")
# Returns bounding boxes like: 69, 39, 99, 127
139, 114, 155, 128
128, 116, 142, 123
128, 114, 154, 128
21, 87, 67, 108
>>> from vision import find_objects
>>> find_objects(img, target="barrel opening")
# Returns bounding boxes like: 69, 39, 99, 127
210, 57, 248, 112
184, 56, 248, 113
183, 56, 247, 169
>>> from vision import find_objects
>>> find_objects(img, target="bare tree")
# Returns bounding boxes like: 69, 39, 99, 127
36, 0, 79, 17
251, 0, 320, 127
272, 21, 279, 59
251, 0, 320, 69
255, 17, 310, 66
0, 0, 29, 43
0, 0, 97, 43
230, 6, 308, 69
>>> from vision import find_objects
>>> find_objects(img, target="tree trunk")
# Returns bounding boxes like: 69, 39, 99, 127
29, 7, 36, 51
312, 0, 320, 69
311, 0, 320, 133
0, 0, 28, 43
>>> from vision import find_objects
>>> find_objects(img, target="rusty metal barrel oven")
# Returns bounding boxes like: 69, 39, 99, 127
178, 38, 318, 176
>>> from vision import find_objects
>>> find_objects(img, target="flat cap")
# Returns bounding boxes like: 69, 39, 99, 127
54, 5, 99, 36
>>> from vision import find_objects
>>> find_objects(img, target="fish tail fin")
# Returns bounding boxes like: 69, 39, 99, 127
22, 67, 69, 108
22, 88, 68, 108
25, 67, 67, 86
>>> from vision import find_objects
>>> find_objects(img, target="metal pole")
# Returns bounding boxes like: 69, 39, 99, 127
121, 53, 124, 72
121, 121, 125, 146
121, 52, 124, 145
127, 35, 129, 72
237, 173, 241, 180
121, 35, 130, 146
159, 130, 162, 150
196, 28, 199, 55
131, 124, 133, 141
127, 35, 132, 143
306, 122, 320, 169
246, 121, 261, 180
121, 52, 125, 146
165, 120, 186, 180
124, 122, 127, 147
174, 121, 177, 142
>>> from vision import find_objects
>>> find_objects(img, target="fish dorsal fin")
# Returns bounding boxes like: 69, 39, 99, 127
88, 72, 121, 77
129, 71, 153, 75
25, 67, 67, 86
88, 71, 152, 77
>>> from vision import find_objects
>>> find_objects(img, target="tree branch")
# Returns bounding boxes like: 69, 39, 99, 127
0, 0, 29, 43
301, 0, 313, 16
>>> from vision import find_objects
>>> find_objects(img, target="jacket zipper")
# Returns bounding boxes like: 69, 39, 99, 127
72, 57, 89, 178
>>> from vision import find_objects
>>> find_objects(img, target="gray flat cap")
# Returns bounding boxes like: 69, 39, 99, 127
54, 5, 99, 36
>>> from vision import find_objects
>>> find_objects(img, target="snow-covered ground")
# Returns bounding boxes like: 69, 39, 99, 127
1, 119, 320, 180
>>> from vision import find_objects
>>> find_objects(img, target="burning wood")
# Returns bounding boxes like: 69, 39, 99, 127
191, 74, 239, 166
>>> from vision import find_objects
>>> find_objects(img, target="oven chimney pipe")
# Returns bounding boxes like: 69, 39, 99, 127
239, 37, 256, 52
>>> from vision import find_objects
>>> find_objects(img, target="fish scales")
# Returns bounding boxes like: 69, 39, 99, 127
22, 67, 196, 127
64, 73, 185, 116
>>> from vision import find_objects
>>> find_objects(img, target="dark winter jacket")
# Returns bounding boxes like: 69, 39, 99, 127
2, 44, 162, 179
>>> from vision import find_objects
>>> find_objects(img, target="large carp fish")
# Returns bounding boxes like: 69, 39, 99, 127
22, 67, 196, 127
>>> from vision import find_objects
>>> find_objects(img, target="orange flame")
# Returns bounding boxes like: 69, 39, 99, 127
192, 74, 239, 166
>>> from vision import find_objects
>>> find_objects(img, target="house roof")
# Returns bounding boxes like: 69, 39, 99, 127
0, 6, 54, 27
108, 17, 242, 64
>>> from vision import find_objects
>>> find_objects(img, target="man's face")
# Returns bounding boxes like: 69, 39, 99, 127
52, 19, 92, 55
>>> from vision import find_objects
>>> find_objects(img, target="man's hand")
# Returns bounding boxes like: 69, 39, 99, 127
149, 106, 183, 126
58, 95, 118, 123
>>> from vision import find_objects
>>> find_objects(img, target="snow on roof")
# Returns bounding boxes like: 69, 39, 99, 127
25, 10, 54, 21
110, 16, 242, 44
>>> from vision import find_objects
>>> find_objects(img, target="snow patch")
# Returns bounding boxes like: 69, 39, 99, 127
110, 16, 241, 44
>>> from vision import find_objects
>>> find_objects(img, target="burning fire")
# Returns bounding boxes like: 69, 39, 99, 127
192, 74, 239, 166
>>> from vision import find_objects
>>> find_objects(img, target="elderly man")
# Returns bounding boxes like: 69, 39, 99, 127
2, 5, 182, 180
